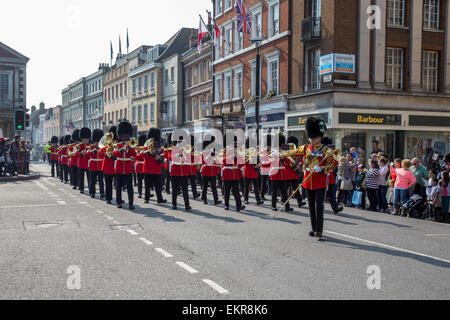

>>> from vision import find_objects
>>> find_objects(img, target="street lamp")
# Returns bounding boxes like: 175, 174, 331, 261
250, 36, 263, 147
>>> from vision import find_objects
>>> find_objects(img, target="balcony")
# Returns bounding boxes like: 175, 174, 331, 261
301, 17, 321, 42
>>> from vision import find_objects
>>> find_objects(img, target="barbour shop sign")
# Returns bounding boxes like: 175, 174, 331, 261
339, 113, 401, 126
287, 112, 329, 127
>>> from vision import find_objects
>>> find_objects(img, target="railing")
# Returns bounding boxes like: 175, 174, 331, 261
301, 17, 321, 41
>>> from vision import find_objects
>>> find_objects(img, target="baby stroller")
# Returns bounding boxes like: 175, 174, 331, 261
399, 194, 428, 219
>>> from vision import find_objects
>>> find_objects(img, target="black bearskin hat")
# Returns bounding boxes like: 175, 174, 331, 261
92, 129, 104, 143
445, 154, 450, 164
322, 137, 333, 146
108, 126, 118, 142
59, 137, 64, 145
203, 136, 215, 150
72, 129, 80, 143
64, 135, 71, 145
263, 134, 272, 147
278, 134, 286, 146
138, 134, 147, 147
167, 133, 173, 146
287, 136, 299, 148
191, 135, 196, 147
147, 128, 161, 143
117, 121, 133, 141
80, 127, 91, 140
305, 117, 327, 139
51, 136, 58, 144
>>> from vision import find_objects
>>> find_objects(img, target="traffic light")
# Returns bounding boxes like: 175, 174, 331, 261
26, 114, 30, 127
14, 109, 25, 131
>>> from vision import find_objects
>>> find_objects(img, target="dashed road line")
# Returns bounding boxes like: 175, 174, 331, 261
139, 238, 153, 246
57, 201, 67, 205
176, 261, 199, 274
202, 279, 229, 294
155, 248, 173, 258
96, 210, 104, 214
126, 229, 138, 236
0, 203, 86, 209
104, 215, 114, 221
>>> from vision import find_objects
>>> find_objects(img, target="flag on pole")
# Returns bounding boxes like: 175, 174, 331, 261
110, 41, 113, 62
198, 15, 209, 53
119, 36, 122, 55
126, 28, 129, 53
212, 19, 221, 46
236, 0, 252, 35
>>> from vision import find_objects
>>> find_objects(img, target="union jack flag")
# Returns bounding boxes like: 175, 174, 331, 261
236, 0, 252, 35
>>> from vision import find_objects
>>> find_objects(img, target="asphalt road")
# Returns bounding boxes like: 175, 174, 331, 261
0, 163, 448, 300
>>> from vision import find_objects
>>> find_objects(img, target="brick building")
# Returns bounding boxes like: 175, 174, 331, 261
286, 0, 450, 160
213, 0, 290, 134
0, 42, 29, 139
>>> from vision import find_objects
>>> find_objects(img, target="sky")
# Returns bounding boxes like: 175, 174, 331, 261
1, 0, 212, 110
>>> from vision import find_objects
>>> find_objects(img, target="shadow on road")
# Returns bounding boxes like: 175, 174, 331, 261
129, 204, 186, 223
324, 209, 411, 229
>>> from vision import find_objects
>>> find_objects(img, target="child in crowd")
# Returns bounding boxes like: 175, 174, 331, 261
355, 165, 366, 210
426, 177, 441, 220
386, 179, 395, 214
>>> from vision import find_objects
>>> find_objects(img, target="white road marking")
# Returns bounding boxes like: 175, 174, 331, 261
155, 248, 173, 258
57, 201, 66, 205
425, 234, 450, 237
96, 210, 104, 214
49, 195, 59, 197
325, 230, 450, 265
104, 215, 114, 221
78, 201, 87, 205
202, 279, 229, 294
176, 261, 199, 274
126, 229, 138, 236
139, 238, 153, 246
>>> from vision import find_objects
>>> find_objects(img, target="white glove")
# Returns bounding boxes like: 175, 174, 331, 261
314, 166, 323, 173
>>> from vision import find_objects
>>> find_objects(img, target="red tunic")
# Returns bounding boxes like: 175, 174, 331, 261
222, 157, 241, 181
301, 145, 338, 190
143, 151, 163, 175
68, 146, 76, 167
113, 147, 136, 175
102, 149, 116, 175
170, 151, 189, 177
201, 155, 219, 177
270, 157, 289, 181
284, 157, 299, 180
60, 148, 69, 165
76, 144, 89, 170
135, 152, 145, 174
87, 148, 105, 172
50, 146, 59, 161
164, 150, 171, 171
243, 162, 259, 179
188, 154, 197, 176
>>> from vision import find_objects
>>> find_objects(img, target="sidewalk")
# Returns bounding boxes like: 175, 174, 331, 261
0, 171, 40, 183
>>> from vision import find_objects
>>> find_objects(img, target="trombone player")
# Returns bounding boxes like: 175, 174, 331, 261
142, 128, 166, 205
87, 129, 105, 199
76, 127, 92, 194
101, 126, 119, 205
69, 129, 81, 190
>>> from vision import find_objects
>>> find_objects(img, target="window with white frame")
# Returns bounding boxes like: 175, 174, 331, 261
186, 99, 192, 122
215, 0, 223, 17
164, 69, 169, 85
137, 105, 142, 122
386, 47, 403, 89
186, 70, 192, 88
312, 0, 321, 18
171, 67, 175, 83
138, 77, 142, 93
200, 63, 205, 82
132, 79, 136, 94
143, 104, 148, 121
268, 0, 280, 37
423, 0, 440, 30
150, 72, 155, 89
150, 102, 155, 121
224, 73, 232, 101
132, 106, 136, 123
224, 25, 233, 56
194, 99, 199, 120
235, 23, 243, 52
234, 68, 243, 98
267, 55, 279, 95
307, 48, 321, 90
200, 97, 207, 118
225, 0, 232, 11
170, 100, 176, 122
387, 0, 405, 27
215, 32, 223, 59
422, 50, 438, 92
252, 7, 262, 38
0, 73, 10, 101
144, 74, 148, 91
215, 75, 222, 102
193, 65, 198, 85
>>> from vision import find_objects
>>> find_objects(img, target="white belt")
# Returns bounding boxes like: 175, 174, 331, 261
223, 166, 238, 170
61, 155, 68, 158
135, 161, 144, 165
270, 167, 285, 171
117, 158, 132, 161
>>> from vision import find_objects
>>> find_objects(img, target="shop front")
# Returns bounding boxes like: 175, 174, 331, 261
286, 108, 450, 162
245, 96, 287, 134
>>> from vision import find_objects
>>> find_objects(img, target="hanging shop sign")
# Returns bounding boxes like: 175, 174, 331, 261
287, 112, 329, 127
320, 53, 356, 75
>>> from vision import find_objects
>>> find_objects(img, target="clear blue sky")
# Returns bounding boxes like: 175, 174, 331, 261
1, 0, 212, 110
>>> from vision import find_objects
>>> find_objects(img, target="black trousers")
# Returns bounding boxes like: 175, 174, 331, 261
307, 188, 326, 234
287, 179, 303, 205
327, 184, 340, 212
165, 170, 171, 193
78, 168, 89, 191
89, 171, 104, 196
171, 176, 189, 207
188, 175, 198, 197
71, 166, 79, 188
260, 175, 270, 198
145, 174, 164, 202
202, 176, 219, 203
56, 163, 61, 178
223, 180, 242, 209
104, 174, 114, 201
51, 160, 58, 177
60, 164, 68, 182
116, 174, 133, 206
271, 180, 290, 209
367, 188, 378, 211
137, 173, 144, 196
244, 178, 261, 202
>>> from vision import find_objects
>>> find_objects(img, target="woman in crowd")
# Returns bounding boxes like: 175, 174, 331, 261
366, 160, 380, 212
440, 171, 450, 223
337, 156, 355, 206
391, 159, 416, 216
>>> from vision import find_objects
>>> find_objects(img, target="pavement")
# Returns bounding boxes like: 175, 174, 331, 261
0, 163, 448, 300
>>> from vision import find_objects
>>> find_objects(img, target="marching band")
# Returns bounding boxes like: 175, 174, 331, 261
49, 117, 340, 241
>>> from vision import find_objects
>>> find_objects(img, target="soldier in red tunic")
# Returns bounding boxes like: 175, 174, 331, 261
77, 127, 92, 194
299, 117, 339, 241
270, 135, 294, 212
200, 139, 221, 206
87, 129, 105, 199
187, 136, 200, 200
102, 126, 118, 205
59, 135, 71, 184
164, 134, 173, 195
69, 129, 81, 190
142, 128, 166, 205
322, 137, 343, 215
170, 137, 191, 211
222, 140, 245, 212
114, 122, 136, 210
135, 134, 147, 199
57, 137, 64, 180
285, 136, 307, 208
50, 136, 59, 178
243, 138, 263, 205
259, 134, 272, 201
